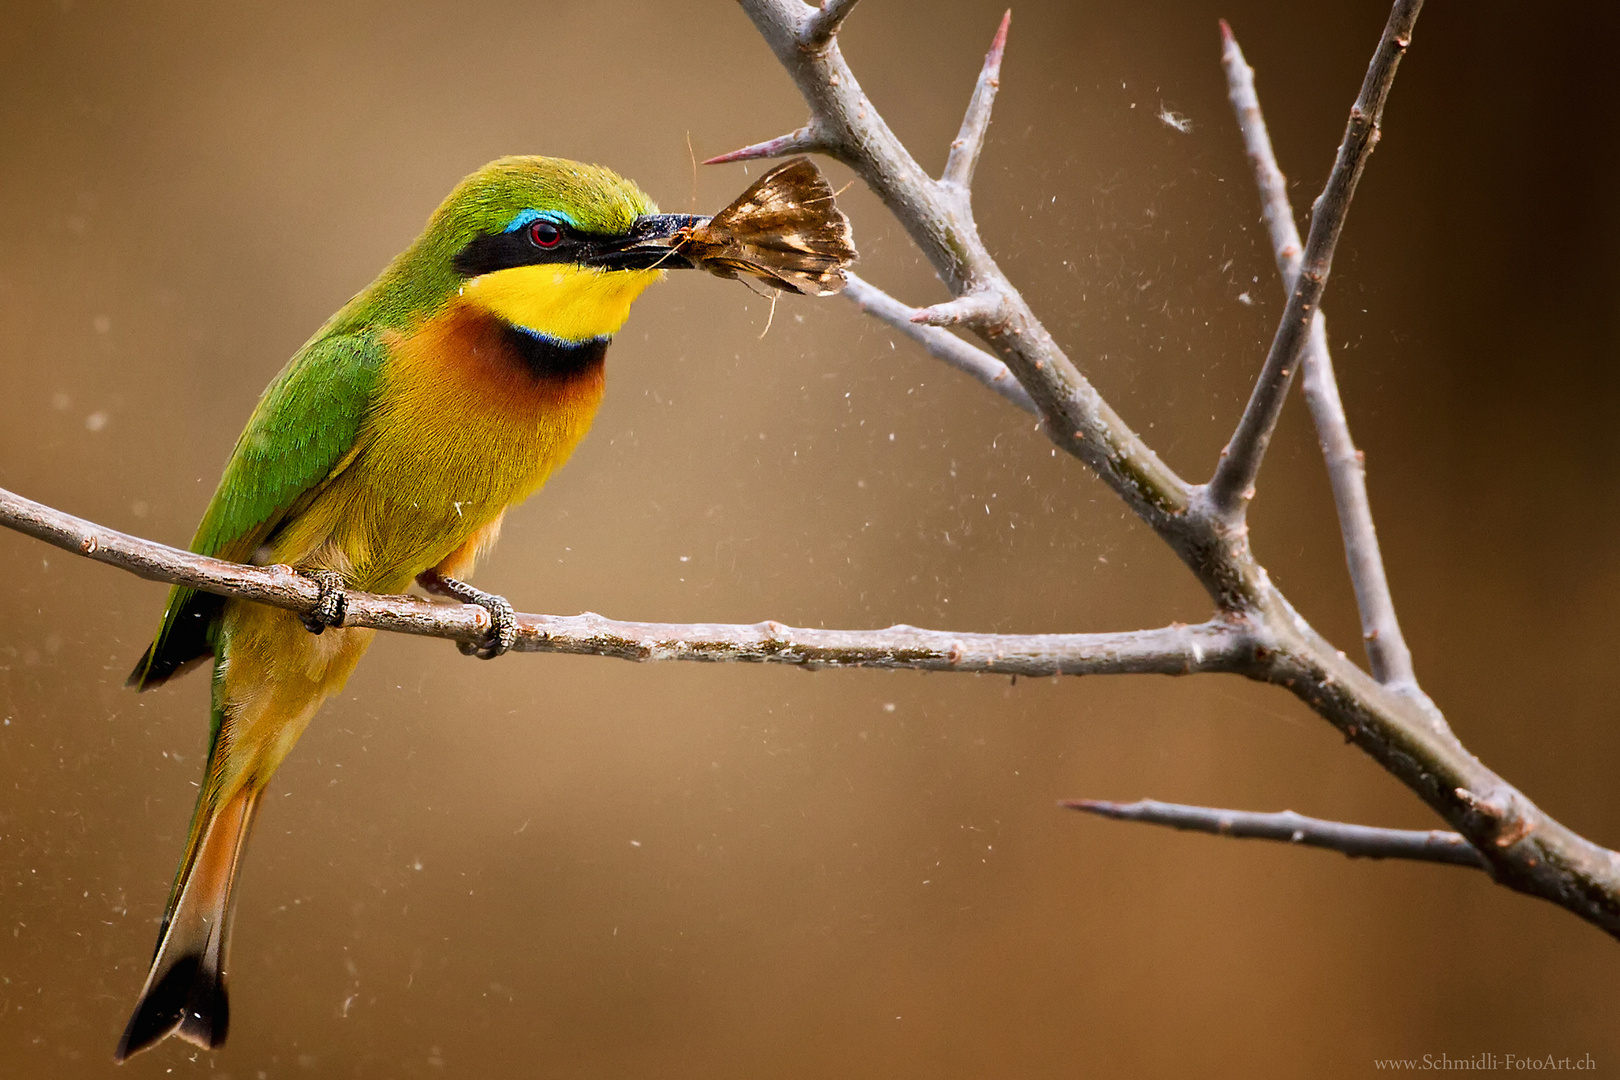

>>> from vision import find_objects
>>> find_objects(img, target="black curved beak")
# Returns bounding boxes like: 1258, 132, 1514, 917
587, 213, 708, 271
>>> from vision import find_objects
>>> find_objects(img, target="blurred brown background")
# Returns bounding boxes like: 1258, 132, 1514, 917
2, 0, 1618, 1076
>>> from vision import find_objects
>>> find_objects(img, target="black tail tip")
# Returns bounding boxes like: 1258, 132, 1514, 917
114, 952, 229, 1062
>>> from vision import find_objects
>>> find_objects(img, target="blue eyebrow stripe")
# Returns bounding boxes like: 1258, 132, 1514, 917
502, 209, 579, 233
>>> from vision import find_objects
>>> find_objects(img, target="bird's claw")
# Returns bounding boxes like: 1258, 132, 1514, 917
300, 569, 348, 635
417, 571, 517, 659
458, 592, 516, 659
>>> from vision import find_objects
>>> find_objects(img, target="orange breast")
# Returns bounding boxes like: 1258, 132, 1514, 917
270, 300, 610, 592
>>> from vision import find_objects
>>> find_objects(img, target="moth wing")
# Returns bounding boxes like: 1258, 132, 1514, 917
700, 157, 856, 293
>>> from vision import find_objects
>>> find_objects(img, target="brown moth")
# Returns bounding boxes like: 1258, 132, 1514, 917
676, 157, 857, 295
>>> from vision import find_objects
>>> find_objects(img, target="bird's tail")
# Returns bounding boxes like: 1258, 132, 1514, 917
115, 780, 263, 1062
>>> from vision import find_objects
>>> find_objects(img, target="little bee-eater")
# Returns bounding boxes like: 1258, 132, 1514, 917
116, 157, 708, 1060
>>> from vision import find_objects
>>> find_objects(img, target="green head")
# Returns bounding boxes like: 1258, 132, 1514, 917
333, 156, 700, 342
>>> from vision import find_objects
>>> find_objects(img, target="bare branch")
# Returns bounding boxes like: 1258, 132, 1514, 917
940, 9, 1010, 192
703, 124, 830, 165
733, 0, 1620, 936
0, 484, 1254, 675
804, 0, 860, 49
1066, 799, 1487, 869
842, 273, 1037, 414
1221, 20, 1421, 696
1206, 0, 1423, 522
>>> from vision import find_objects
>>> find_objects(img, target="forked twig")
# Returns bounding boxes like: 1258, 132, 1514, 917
1220, 20, 1421, 697
1064, 16, 1447, 879
1205, 0, 1423, 522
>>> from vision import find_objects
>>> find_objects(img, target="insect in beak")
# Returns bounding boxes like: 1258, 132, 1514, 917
673, 157, 858, 295
587, 159, 858, 292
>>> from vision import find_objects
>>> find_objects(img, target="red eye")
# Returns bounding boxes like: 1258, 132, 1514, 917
528, 220, 563, 248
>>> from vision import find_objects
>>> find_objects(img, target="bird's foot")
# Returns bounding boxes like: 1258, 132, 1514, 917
299, 569, 349, 635
417, 570, 517, 659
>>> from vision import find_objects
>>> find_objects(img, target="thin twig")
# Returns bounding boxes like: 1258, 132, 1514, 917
1066, 799, 1487, 869
0, 484, 1253, 675
842, 273, 1037, 414
940, 9, 1010, 192
1219, 21, 1300, 276
1220, 20, 1420, 695
1205, 0, 1423, 522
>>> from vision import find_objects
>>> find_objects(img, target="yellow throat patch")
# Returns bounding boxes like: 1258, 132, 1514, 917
460, 264, 663, 342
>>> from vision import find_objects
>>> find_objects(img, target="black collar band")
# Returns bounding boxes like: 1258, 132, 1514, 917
499, 324, 609, 380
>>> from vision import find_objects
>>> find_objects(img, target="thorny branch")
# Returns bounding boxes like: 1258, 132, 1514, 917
720, 0, 1620, 933
3, 1, 1618, 937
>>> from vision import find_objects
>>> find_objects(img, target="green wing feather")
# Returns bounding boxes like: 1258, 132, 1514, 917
129, 333, 388, 689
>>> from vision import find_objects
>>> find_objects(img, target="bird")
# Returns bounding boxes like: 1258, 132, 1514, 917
114, 156, 711, 1061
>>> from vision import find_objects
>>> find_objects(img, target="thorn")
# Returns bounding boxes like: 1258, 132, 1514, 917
987, 9, 1012, 70
1495, 814, 1534, 849
940, 10, 1012, 191
703, 125, 825, 165
910, 291, 1004, 328
805, 0, 862, 48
